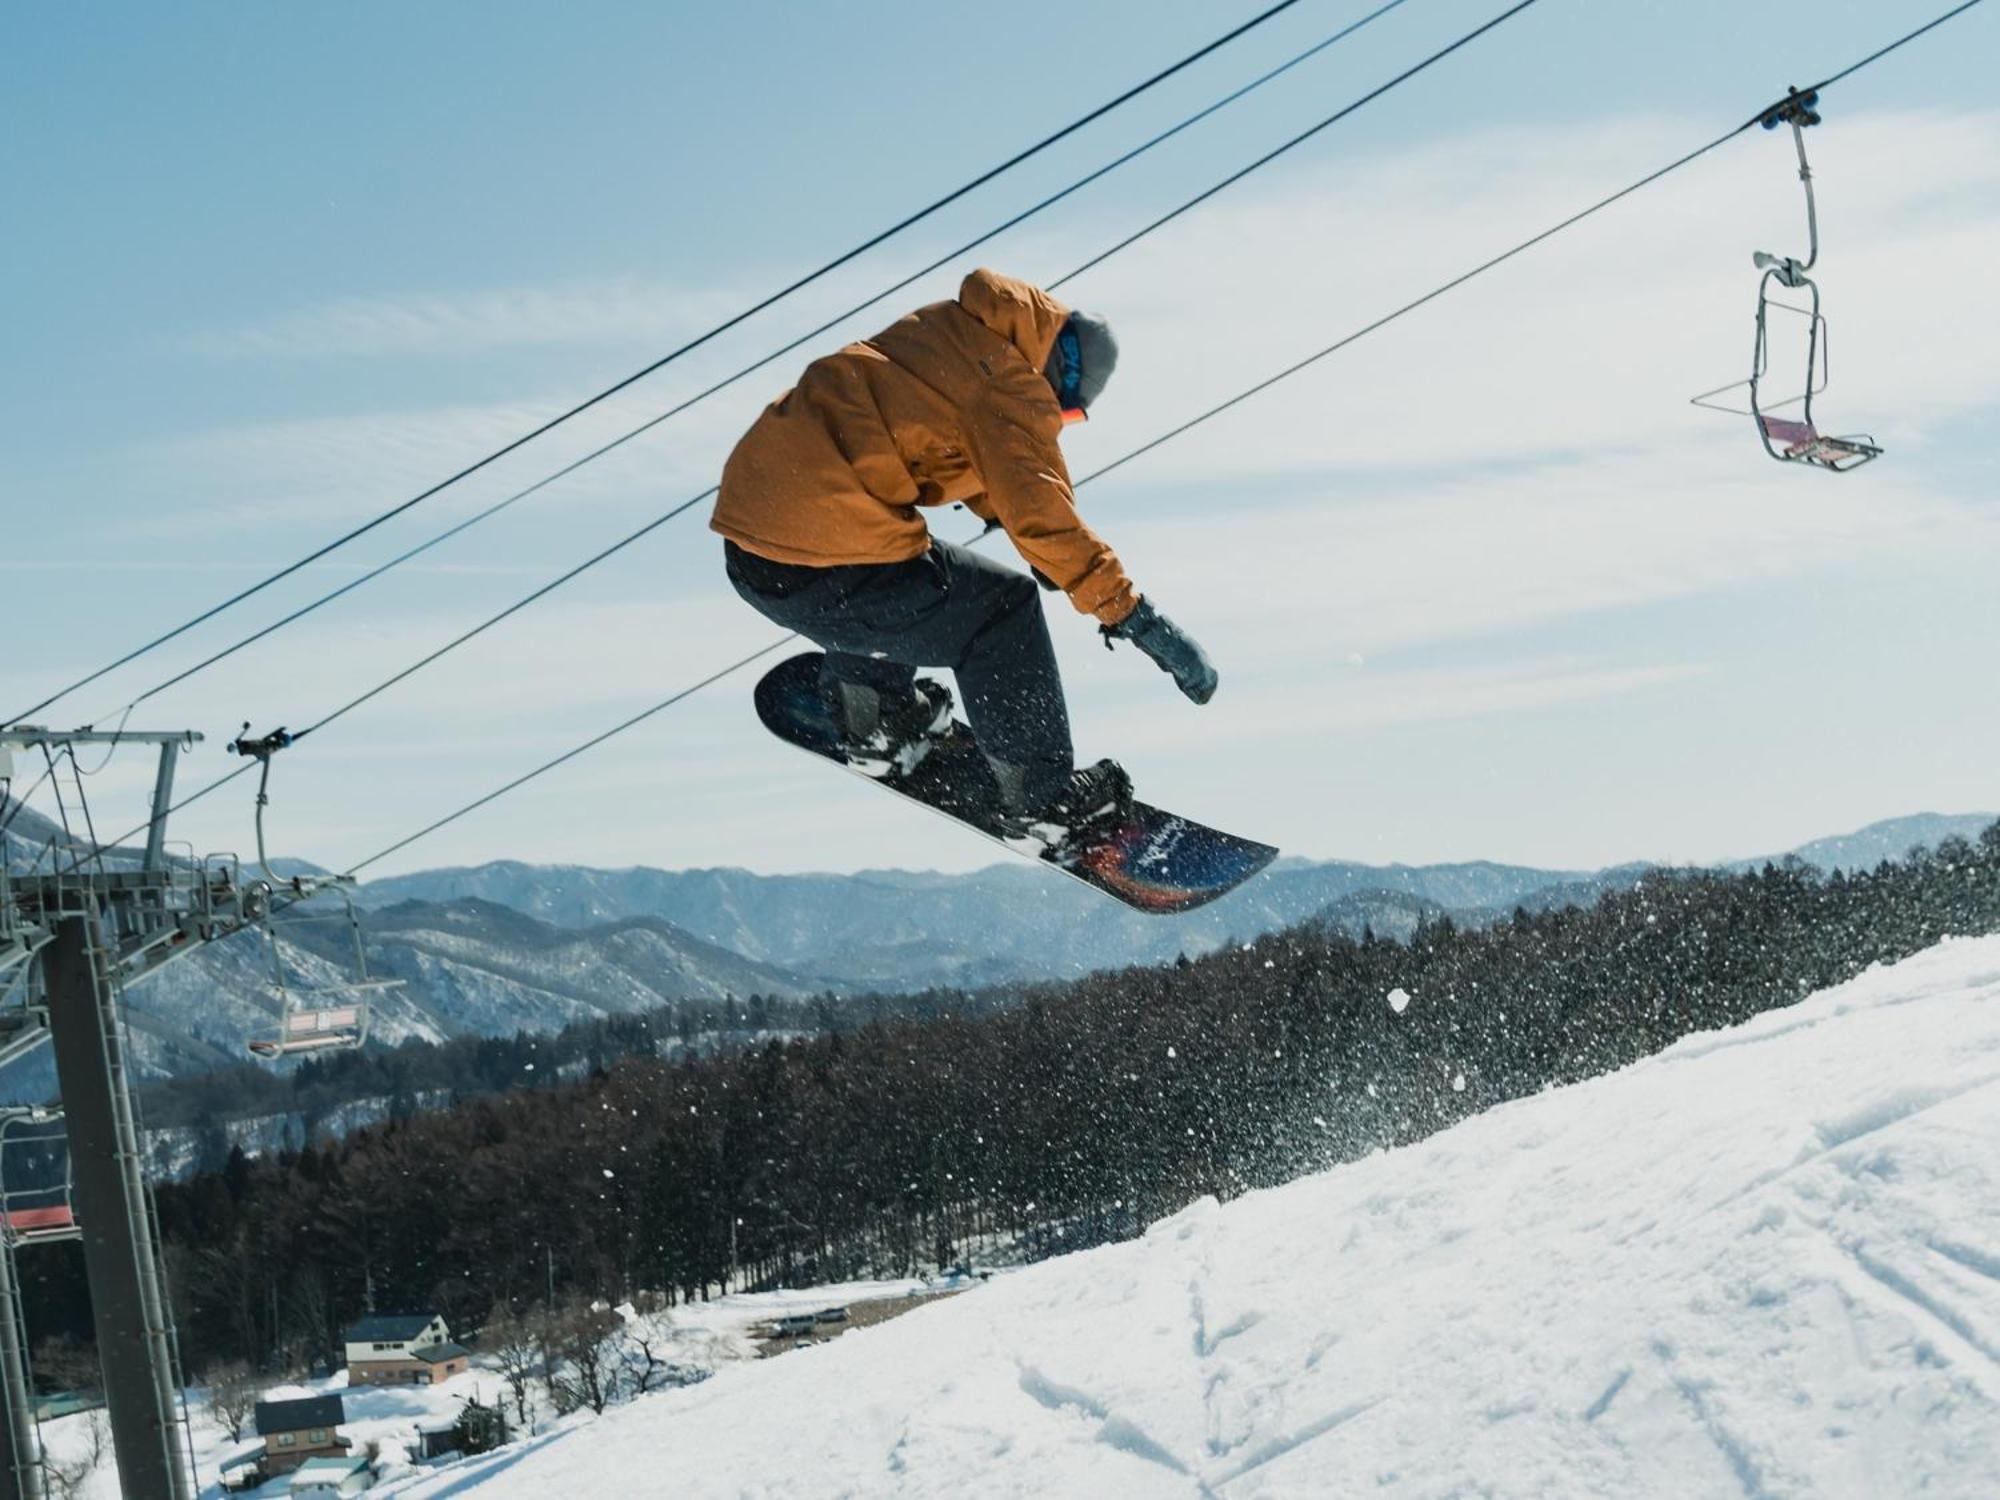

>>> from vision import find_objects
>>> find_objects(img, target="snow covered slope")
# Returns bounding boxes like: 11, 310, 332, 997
404, 937, 2000, 1499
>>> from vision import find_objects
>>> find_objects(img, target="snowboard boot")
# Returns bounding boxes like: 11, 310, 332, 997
830, 678, 954, 779
993, 758, 1134, 851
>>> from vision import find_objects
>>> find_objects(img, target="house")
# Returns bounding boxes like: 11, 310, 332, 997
342, 1311, 472, 1386
252, 1394, 351, 1478
290, 1455, 374, 1496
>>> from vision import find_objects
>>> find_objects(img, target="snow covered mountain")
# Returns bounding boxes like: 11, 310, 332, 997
396, 935, 2000, 1499
350, 855, 1630, 985
2, 792, 834, 1092
1767, 810, 2000, 873
352, 811, 1993, 987
68, 899, 822, 1092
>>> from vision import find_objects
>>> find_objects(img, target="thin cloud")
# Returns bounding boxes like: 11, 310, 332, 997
1085, 657, 1713, 752
187, 276, 756, 360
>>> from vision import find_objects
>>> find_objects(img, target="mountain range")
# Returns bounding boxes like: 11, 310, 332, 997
2, 800, 1992, 1093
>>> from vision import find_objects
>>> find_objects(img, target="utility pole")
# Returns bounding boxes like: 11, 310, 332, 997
1, 726, 321, 1500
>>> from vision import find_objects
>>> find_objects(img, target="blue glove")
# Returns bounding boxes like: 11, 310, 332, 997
1105, 597, 1217, 705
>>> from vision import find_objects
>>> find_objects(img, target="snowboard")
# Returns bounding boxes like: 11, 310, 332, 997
754, 652, 1276, 913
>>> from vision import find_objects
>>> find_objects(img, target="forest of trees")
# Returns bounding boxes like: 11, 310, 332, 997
138, 981, 1026, 1151
25, 823, 2000, 1382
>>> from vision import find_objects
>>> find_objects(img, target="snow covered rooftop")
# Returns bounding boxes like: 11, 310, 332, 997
401, 936, 2000, 1497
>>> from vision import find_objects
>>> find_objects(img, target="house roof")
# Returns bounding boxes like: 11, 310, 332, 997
414, 1341, 470, 1364
295, 1456, 370, 1475
343, 1310, 441, 1342
254, 1394, 345, 1435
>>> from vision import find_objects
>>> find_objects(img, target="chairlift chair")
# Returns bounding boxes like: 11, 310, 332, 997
245, 884, 397, 1061
0, 1109, 78, 1247
228, 724, 401, 1061
1690, 88, 1882, 472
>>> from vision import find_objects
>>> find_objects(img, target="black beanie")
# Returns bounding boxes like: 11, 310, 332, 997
1045, 311, 1119, 412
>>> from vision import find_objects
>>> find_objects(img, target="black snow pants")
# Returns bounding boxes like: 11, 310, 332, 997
725, 538, 1074, 808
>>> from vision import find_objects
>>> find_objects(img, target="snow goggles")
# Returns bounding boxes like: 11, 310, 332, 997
1057, 323, 1087, 423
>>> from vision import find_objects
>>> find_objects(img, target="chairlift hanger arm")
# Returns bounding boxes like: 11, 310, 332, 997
1753, 86, 1821, 284
228, 723, 355, 896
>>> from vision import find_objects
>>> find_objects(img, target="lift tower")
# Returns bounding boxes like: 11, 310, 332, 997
0, 726, 285, 1500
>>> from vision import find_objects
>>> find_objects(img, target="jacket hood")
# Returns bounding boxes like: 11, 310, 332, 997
957, 268, 1070, 372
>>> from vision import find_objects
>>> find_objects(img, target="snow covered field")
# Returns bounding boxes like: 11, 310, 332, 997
32, 1275, 949, 1497
374, 936, 2000, 1498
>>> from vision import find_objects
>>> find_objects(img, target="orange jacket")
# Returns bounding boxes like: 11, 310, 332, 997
712, 268, 1138, 626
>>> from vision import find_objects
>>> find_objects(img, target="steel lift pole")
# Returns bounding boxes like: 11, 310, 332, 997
42, 912, 193, 1500
1, 728, 211, 1500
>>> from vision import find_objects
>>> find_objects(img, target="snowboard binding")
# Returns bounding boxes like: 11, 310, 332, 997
994, 759, 1135, 856
829, 678, 954, 781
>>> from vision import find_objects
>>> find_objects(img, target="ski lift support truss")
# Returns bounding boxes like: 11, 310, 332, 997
0, 717, 392, 1498
229, 725, 398, 1061
1691, 87, 1881, 472
0, 723, 216, 1500
0, 874, 50, 1077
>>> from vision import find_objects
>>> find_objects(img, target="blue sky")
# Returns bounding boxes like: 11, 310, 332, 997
6, 0, 1997, 877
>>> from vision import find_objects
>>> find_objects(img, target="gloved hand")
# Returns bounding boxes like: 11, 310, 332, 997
1105, 597, 1217, 705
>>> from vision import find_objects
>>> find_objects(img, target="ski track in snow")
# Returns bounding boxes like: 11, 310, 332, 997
379, 937, 2000, 1499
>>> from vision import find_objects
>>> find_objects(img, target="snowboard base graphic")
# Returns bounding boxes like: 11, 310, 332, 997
754, 653, 1276, 914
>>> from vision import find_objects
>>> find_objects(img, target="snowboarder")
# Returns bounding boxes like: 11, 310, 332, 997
714, 267, 1216, 844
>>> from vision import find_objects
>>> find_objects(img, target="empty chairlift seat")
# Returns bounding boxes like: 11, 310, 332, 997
1757, 414, 1882, 471
248, 1003, 371, 1059
0, 1110, 78, 1246
1689, 88, 1884, 474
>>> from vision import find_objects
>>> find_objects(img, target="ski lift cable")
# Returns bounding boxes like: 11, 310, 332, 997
55, 0, 1530, 870
1810, 0, 1986, 90
54, 494, 734, 871
5, 0, 1317, 730
1049, 0, 1541, 292
1081, 0, 1991, 486
270, 0, 1920, 763
345, 638, 802, 875
63, 0, 1988, 878
332, 0, 1990, 880
54, 490, 703, 868
111, 0, 1536, 757
92, 0, 1419, 728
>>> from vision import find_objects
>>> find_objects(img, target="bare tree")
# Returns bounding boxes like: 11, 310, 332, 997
44, 1412, 107, 1500
621, 1317, 669, 1396
480, 1302, 542, 1427
614, 1290, 677, 1395
538, 1296, 622, 1416
206, 1361, 261, 1444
